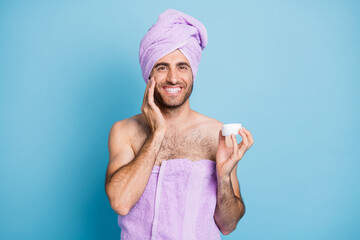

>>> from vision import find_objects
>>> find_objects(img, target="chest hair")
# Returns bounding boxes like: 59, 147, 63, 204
156, 128, 217, 163
131, 126, 218, 165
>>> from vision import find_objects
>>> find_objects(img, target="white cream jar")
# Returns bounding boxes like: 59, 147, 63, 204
221, 123, 243, 136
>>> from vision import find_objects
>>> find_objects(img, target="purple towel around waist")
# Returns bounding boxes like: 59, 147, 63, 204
118, 158, 221, 240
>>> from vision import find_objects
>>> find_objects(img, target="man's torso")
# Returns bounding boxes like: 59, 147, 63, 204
127, 111, 222, 166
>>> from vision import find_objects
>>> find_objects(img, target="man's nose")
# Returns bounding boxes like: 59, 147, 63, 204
167, 69, 179, 84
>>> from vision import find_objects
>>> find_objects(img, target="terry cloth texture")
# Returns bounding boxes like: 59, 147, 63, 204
118, 158, 221, 240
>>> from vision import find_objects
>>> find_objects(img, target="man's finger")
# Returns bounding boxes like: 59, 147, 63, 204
242, 127, 254, 146
142, 78, 152, 107
231, 134, 239, 155
148, 77, 156, 105
237, 128, 249, 154
218, 130, 226, 147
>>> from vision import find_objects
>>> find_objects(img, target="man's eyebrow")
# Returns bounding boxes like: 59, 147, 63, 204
153, 62, 169, 69
153, 62, 191, 69
176, 62, 191, 68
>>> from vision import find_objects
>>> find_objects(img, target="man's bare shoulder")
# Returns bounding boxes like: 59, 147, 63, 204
192, 110, 223, 130
110, 113, 150, 140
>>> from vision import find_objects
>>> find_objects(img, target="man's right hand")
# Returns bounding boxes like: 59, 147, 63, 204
106, 79, 168, 215
141, 77, 167, 133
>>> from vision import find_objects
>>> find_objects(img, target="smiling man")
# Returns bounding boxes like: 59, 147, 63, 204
105, 9, 254, 239
152, 58, 193, 108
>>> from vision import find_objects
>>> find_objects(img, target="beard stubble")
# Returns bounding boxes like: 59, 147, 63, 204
153, 82, 193, 109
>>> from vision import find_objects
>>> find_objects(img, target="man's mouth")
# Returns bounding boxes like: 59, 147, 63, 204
163, 86, 182, 94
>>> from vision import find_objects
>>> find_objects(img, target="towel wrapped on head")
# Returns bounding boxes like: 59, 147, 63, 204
139, 9, 208, 83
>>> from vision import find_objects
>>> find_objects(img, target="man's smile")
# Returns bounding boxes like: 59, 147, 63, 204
163, 86, 183, 95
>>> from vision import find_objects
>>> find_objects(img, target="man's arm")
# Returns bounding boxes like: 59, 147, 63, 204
105, 120, 166, 216
105, 78, 167, 216
214, 127, 254, 235
214, 164, 245, 235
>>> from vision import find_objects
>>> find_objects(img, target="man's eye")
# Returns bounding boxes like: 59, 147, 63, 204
179, 66, 187, 70
157, 66, 167, 71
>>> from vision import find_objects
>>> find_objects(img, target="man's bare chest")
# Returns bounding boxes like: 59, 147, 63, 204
155, 129, 218, 165
132, 128, 218, 166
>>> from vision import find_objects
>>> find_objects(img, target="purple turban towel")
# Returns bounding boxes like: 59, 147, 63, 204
139, 9, 208, 83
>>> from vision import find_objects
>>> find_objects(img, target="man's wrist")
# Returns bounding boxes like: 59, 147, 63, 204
216, 173, 231, 183
148, 128, 167, 143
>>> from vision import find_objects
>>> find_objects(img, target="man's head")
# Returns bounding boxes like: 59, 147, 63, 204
139, 9, 207, 84
150, 49, 193, 108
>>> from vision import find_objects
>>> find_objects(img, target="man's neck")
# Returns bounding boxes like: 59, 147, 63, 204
159, 100, 193, 128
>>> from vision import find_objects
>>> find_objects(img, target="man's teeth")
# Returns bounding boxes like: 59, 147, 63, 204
164, 87, 181, 93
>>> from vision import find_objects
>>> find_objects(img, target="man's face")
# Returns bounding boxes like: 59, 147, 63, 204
149, 49, 193, 109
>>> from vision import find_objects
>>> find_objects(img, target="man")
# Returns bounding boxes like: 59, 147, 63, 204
105, 9, 254, 239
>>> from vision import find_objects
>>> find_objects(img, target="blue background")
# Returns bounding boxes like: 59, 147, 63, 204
1, 0, 359, 239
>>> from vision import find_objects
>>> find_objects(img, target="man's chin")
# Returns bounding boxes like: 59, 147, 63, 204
159, 100, 185, 109
155, 94, 184, 107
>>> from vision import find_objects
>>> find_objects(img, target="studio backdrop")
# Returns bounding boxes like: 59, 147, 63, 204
0, 0, 359, 239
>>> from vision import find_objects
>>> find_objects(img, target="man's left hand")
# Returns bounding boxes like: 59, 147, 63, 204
216, 127, 254, 178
